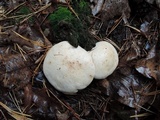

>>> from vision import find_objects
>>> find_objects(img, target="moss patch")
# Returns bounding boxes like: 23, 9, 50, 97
48, 1, 96, 50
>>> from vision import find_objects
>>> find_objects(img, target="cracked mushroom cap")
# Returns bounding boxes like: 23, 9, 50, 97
43, 41, 95, 94
89, 41, 119, 79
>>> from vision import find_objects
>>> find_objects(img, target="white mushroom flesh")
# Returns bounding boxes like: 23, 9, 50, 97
90, 41, 119, 79
43, 41, 95, 94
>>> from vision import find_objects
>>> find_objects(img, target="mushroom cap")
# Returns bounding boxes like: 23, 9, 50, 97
43, 41, 95, 94
89, 41, 119, 79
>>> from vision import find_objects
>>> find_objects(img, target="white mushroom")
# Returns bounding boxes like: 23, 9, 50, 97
43, 41, 95, 94
89, 41, 119, 79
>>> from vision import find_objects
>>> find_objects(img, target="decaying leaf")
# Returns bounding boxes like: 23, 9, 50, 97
135, 39, 160, 85
0, 0, 160, 119
90, 0, 130, 23
23, 84, 62, 119
0, 26, 45, 51
0, 53, 33, 89
106, 38, 152, 108
119, 39, 147, 68
90, 0, 104, 16
99, 67, 156, 108
0, 23, 48, 89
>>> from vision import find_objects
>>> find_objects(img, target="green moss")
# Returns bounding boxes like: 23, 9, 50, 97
75, 0, 90, 14
48, 7, 75, 30
48, 6, 79, 47
48, 1, 96, 50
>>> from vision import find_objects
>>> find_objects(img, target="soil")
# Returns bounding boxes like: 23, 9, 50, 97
0, 0, 160, 120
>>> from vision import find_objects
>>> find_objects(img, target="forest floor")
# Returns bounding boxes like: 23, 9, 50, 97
0, 0, 160, 120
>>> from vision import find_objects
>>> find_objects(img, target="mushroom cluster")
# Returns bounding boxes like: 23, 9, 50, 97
43, 41, 118, 94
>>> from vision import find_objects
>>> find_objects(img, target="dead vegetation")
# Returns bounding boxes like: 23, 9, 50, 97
0, 0, 160, 120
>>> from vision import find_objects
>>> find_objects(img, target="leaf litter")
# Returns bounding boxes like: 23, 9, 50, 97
0, 0, 160, 120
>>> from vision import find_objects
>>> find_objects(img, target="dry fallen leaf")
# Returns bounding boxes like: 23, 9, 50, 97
99, 66, 156, 108
23, 84, 62, 119
90, 0, 130, 24
0, 53, 33, 89
135, 39, 160, 85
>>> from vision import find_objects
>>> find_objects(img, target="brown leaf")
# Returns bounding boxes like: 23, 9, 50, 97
91, 0, 130, 21
99, 67, 156, 108
119, 39, 144, 67
23, 85, 62, 119
24, 84, 33, 109
0, 53, 33, 89
135, 39, 160, 85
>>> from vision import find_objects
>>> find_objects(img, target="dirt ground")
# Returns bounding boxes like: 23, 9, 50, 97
0, 0, 160, 120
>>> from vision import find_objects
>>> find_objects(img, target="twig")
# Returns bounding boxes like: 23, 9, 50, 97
0, 102, 32, 117
0, 109, 7, 120
48, 89, 81, 120
12, 30, 45, 47
65, 0, 80, 20
89, 103, 101, 120
16, 43, 27, 61
130, 113, 152, 118
134, 103, 156, 114
0, 3, 51, 21
107, 16, 122, 36
5, 2, 26, 15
